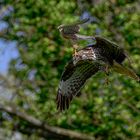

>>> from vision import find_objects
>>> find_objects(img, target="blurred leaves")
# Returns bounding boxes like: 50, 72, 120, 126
0, 0, 140, 139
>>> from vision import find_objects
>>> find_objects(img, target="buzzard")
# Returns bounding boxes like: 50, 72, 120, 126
56, 36, 140, 111
58, 18, 96, 56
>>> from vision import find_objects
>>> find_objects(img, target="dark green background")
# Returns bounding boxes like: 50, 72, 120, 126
0, 0, 140, 139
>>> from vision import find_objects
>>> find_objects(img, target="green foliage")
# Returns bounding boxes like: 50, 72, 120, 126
1, 0, 140, 139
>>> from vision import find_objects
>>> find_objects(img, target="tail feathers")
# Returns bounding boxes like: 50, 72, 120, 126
113, 61, 140, 82
56, 89, 73, 111
124, 51, 134, 67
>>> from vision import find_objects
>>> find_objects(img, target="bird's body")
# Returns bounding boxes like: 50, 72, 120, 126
57, 47, 105, 110
56, 36, 140, 111
58, 18, 89, 36
58, 18, 96, 55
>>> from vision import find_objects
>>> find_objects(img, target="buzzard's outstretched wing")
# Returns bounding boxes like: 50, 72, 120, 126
56, 47, 103, 111
56, 59, 100, 111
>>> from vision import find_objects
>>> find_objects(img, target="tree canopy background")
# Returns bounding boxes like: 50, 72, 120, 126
0, 0, 140, 139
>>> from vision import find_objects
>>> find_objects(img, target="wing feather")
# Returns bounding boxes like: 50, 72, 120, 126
94, 36, 126, 64
62, 18, 89, 34
57, 60, 100, 111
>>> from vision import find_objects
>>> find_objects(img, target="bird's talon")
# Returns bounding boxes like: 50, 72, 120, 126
74, 52, 78, 57
73, 49, 79, 57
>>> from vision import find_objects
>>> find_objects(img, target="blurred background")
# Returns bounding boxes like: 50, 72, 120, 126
0, 0, 140, 140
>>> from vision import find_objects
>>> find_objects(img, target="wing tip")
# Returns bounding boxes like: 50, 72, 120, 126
56, 89, 73, 111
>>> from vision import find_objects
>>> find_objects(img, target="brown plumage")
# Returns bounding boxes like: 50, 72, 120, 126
58, 18, 96, 55
56, 36, 140, 111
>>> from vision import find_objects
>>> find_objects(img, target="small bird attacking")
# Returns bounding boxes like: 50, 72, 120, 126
56, 36, 140, 111
58, 18, 96, 56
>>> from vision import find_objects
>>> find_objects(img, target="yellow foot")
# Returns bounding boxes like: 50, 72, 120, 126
73, 49, 79, 57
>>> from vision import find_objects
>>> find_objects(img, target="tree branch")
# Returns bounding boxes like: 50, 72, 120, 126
0, 103, 95, 140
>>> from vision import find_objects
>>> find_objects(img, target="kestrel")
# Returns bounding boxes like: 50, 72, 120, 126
56, 36, 140, 111
58, 18, 96, 56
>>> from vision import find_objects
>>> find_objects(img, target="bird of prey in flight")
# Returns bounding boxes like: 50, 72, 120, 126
56, 36, 140, 111
58, 18, 96, 56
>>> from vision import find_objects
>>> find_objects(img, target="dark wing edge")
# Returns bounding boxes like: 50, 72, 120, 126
94, 36, 126, 64
56, 60, 75, 111
56, 60, 100, 111
56, 88, 73, 111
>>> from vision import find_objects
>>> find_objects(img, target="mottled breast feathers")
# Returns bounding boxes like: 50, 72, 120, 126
56, 47, 104, 111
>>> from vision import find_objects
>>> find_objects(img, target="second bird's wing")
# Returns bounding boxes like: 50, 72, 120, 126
62, 18, 89, 34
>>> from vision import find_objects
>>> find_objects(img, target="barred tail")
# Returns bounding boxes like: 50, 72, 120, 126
113, 61, 140, 82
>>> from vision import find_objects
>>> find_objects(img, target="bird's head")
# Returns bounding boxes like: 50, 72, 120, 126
57, 25, 64, 32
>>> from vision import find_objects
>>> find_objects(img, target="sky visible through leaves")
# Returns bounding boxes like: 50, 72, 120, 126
0, 21, 19, 74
